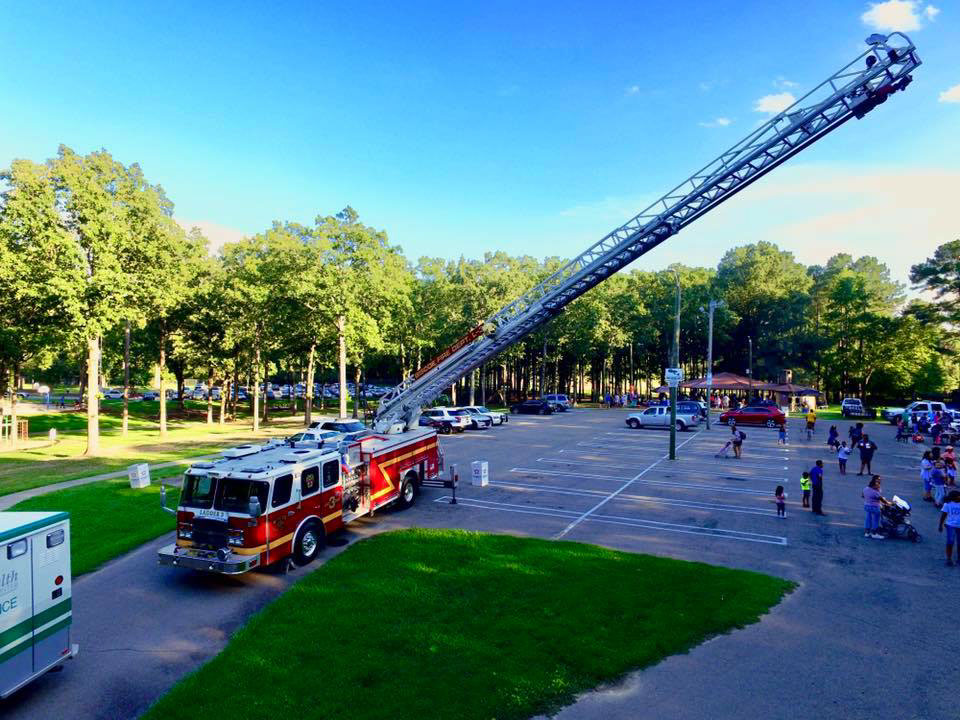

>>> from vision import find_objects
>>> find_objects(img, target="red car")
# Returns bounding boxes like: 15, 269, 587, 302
719, 405, 786, 428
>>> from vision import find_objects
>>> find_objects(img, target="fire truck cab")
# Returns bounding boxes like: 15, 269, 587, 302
158, 428, 444, 574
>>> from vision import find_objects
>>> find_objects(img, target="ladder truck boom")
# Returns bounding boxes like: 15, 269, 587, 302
374, 32, 920, 433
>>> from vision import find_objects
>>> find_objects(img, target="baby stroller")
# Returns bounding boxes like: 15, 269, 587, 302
877, 495, 921, 542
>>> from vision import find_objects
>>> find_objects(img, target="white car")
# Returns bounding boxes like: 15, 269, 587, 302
103, 388, 124, 400
626, 406, 700, 431
461, 405, 507, 426
285, 429, 343, 448
452, 407, 492, 429
421, 408, 471, 432
543, 393, 572, 410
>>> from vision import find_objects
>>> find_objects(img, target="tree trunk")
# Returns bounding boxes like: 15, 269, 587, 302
206, 366, 214, 425
253, 344, 261, 432
352, 365, 361, 420
451, 382, 457, 405
8, 365, 18, 447
469, 369, 476, 406
123, 321, 130, 436
159, 333, 168, 438
219, 379, 228, 426
289, 362, 296, 414
338, 315, 347, 418
85, 335, 100, 455
480, 364, 486, 406
231, 365, 239, 419
305, 342, 316, 426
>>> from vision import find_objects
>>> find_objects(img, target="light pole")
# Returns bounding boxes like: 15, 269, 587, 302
748, 336, 753, 401
702, 299, 723, 430
669, 271, 681, 460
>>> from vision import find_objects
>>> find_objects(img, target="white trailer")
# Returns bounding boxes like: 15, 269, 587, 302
0, 512, 78, 698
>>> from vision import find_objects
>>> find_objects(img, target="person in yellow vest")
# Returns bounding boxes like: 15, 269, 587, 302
805, 407, 817, 440
800, 470, 812, 508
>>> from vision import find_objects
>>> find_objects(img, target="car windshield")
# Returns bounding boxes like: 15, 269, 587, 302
215, 478, 269, 514
181, 473, 215, 509
287, 433, 306, 442
324, 421, 365, 433
475, 407, 491, 413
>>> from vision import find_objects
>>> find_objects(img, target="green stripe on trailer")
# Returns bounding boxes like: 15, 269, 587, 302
0, 597, 72, 649
0, 512, 70, 544
0, 616, 71, 665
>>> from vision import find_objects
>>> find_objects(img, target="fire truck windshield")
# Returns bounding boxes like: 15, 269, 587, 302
215, 478, 269, 514
181, 474, 215, 509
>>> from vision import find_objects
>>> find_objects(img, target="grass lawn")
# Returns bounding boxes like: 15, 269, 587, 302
143, 529, 793, 720
9, 469, 182, 576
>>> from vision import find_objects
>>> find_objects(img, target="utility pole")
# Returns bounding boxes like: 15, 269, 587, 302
703, 300, 722, 430
748, 336, 753, 400
669, 271, 681, 460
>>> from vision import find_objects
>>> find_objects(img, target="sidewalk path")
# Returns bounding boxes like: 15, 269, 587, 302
0, 455, 214, 510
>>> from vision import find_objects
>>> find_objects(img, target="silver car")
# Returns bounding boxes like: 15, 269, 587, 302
626, 406, 699, 431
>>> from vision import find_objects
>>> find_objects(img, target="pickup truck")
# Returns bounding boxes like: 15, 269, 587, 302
840, 398, 875, 418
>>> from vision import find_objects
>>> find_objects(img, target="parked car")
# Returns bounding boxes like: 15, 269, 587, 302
451, 407, 491, 429
311, 419, 367, 434
420, 408, 471, 432
285, 429, 342, 448
511, 399, 555, 415
419, 415, 459, 434
461, 405, 508, 425
142, 391, 159, 401
677, 400, 707, 419
884, 400, 948, 424
191, 388, 207, 400
840, 397, 876, 418
719, 405, 786, 428
626, 405, 700, 431
209, 387, 221, 400
542, 393, 572, 410
104, 388, 124, 400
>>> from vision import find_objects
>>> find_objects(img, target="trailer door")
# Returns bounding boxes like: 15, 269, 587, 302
30, 522, 72, 674
0, 533, 33, 695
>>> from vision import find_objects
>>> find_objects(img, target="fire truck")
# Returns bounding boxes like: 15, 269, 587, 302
157, 429, 444, 574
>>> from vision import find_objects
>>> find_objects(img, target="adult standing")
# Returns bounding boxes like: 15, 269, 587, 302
862, 475, 889, 539
805, 407, 817, 440
921, 450, 934, 502
849, 422, 864, 447
810, 460, 825, 515
857, 434, 878, 475
938, 490, 960, 566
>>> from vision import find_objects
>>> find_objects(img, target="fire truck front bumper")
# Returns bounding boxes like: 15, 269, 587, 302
157, 543, 261, 574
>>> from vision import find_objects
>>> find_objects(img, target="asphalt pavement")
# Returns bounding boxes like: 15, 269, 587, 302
1, 409, 955, 720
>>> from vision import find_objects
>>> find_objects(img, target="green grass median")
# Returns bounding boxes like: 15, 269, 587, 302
9, 470, 181, 575
143, 529, 793, 720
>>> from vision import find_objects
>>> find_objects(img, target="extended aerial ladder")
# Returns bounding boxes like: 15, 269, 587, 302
374, 32, 920, 433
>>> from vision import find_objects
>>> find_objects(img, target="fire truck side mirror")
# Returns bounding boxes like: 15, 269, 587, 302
248, 497, 262, 518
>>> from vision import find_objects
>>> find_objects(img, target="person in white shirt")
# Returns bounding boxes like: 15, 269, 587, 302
939, 490, 960, 566
836, 441, 851, 476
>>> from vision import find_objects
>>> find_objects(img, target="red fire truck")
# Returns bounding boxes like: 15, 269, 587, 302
157, 428, 445, 574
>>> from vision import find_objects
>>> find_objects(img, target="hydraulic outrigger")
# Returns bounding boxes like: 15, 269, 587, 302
374, 32, 921, 434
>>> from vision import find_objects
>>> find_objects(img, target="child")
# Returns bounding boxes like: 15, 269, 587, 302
778, 424, 787, 445
836, 441, 851, 475
827, 425, 839, 450
938, 490, 960, 566
800, 471, 811, 508
932, 460, 947, 508
773, 485, 786, 517
921, 450, 934, 502
896, 420, 909, 443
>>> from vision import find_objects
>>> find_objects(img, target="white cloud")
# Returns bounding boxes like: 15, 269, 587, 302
861, 1, 939, 32
176, 218, 249, 254
626, 85, 641, 96
699, 117, 732, 128
753, 92, 796, 114
939, 84, 960, 103
698, 81, 712, 92
773, 77, 798, 90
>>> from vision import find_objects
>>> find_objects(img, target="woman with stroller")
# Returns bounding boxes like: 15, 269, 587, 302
863, 475, 890, 540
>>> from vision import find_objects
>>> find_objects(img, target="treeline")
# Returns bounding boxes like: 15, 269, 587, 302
2, 147, 959, 454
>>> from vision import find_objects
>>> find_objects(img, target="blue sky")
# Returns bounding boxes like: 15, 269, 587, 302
1, 1, 958, 286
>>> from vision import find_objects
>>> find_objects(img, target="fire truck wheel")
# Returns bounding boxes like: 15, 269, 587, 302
294, 521, 324, 566
399, 475, 419, 508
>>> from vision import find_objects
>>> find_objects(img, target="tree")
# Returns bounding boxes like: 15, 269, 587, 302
910, 240, 960, 322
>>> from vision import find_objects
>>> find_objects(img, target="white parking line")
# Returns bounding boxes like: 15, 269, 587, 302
535, 457, 788, 483
556, 432, 702, 539
489, 480, 776, 516
435, 496, 787, 545
511, 466, 776, 495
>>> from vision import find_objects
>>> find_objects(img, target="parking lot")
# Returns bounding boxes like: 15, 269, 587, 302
400, 407, 956, 720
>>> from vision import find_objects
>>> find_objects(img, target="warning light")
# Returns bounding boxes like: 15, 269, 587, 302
55, 575, 63, 586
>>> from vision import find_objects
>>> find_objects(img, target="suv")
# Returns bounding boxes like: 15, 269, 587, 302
626, 406, 700, 431
453, 407, 493, 429
285, 429, 342, 448
883, 400, 948, 424
542, 394, 572, 410
420, 408, 471, 432
311, 419, 367, 433
840, 397, 875, 418
511, 399, 555, 415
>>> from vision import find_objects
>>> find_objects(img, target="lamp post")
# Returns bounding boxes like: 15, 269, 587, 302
669, 271, 681, 460
702, 300, 723, 430
748, 336, 753, 400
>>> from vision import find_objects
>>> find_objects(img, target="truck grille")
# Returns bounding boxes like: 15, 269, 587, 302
191, 518, 229, 549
